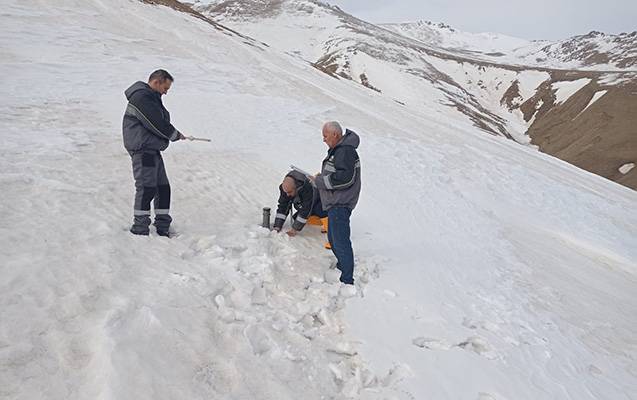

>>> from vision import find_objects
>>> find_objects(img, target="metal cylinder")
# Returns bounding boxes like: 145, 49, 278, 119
262, 207, 271, 229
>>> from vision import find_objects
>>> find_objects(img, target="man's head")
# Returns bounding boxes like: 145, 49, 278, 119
148, 69, 174, 96
322, 121, 343, 149
281, 176, 297, 197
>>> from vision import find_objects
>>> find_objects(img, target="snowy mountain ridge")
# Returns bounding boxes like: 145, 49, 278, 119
194, 0, 637, 72
382, 21, 637, 71
194, 0, 637, 190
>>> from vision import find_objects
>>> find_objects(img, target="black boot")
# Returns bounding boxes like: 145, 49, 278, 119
130, 226, 149, 236
156, 229, 171, 238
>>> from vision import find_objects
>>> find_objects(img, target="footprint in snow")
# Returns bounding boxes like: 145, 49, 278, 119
412, 335, 496, 358
457, 336, 493, 357
411, 337, 453, 350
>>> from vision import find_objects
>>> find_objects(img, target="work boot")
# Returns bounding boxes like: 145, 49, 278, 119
156, 230, 171, 238
130, 214, 151, 236
130, 226, 149, 236
320, 217, 328, 233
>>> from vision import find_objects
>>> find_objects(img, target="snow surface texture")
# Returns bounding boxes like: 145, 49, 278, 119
1, 1, 637, 400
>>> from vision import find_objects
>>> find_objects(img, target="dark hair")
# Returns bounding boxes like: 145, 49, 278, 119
148, 69, 174, 83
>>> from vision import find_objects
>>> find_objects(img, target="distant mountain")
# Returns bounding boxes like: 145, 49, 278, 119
383, 21, 637, 71
380, 20, 534, 57
193, 0, 637, 190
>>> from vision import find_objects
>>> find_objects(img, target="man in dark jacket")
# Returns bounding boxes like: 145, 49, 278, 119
122, 69, 186, 237
273, 170, 327, 236
312, 121, 361, 285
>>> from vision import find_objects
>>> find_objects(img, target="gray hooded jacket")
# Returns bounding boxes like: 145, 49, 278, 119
122, 81, 180, 153
315, 129, 362, 211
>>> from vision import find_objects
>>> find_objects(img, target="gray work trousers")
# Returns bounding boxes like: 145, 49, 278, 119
130, 151, 172, 234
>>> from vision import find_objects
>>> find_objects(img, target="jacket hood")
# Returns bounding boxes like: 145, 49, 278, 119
125, 81, 154, 100
286, 170, 309, 185
336, 129, 360, 149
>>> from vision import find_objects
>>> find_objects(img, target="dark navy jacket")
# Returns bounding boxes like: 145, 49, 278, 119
274, 170, 319, 231
315, 129, 361, 210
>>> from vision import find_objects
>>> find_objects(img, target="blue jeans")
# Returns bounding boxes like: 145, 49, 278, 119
327, 207, 354, 284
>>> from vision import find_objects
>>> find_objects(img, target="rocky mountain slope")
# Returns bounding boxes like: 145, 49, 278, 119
193, 0, 637, 189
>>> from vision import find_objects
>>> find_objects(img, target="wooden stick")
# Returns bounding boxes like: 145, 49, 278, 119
186, 136, 211, 142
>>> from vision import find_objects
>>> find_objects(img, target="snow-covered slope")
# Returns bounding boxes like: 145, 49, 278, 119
1, 1, 636, 400
196, 0, 637, 190
195, 0, 535, 140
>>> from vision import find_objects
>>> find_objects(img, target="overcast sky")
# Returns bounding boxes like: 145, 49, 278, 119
328, 0, 637, 40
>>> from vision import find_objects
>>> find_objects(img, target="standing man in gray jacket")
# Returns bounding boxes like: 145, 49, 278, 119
122, 69, 186, 237
312, 121, 362, 285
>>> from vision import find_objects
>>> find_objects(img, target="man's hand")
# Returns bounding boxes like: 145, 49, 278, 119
272, 227, 281, 233
286, 229, 298, 237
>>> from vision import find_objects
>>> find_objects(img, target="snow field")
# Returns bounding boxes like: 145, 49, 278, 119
1, 1, 636, 400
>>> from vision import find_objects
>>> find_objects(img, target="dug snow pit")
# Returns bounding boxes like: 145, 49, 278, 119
238, 255, 273, 275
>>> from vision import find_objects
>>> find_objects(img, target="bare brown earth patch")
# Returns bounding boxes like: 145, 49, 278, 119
501, 79, 522, 110
359, 73, 381, 92
313, 51, 349, 79
526, 75, 637, 189
202, 0, 285, 19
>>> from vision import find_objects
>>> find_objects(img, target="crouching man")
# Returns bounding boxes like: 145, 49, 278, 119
273, 170, 327, 236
